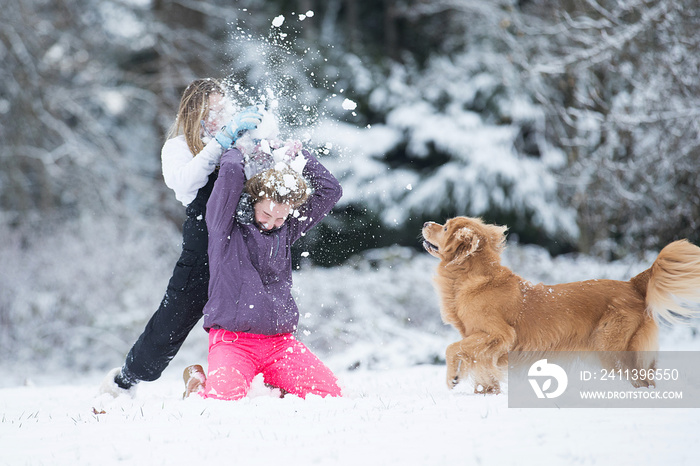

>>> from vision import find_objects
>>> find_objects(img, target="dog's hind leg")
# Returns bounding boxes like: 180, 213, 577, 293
626, 315, 659, 353
591, 301, 643, 351
624, 316, 659, 387
594, 304, 659, 388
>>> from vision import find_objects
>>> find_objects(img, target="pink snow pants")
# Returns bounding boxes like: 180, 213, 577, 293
201, 328, 342, 401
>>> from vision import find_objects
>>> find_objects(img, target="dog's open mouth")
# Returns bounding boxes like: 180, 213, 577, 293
423, 240, 439, 254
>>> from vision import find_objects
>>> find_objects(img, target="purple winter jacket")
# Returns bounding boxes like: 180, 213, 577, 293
202, 148, 342, 335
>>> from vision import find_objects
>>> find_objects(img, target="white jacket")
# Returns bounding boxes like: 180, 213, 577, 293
161, 135, 223, 206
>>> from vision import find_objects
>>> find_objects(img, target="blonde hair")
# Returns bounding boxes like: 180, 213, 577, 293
245, 168, 310, 208
166, 78, 224, 156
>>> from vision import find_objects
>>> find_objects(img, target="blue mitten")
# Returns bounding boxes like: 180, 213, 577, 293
215, 106, 264, 149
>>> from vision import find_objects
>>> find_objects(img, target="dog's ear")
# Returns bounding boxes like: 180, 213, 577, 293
449, 227, 481, 265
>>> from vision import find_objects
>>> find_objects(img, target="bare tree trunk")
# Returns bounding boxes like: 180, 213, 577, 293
345, 0, 359, 52
384, 0, 398, 60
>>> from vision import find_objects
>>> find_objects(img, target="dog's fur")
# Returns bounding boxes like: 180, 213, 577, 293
422, 216, 700, 394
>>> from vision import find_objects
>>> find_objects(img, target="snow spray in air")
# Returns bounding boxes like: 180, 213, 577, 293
222, 10, 356, 161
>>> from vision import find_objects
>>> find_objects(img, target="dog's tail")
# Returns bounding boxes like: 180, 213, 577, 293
644, 239, 700, 325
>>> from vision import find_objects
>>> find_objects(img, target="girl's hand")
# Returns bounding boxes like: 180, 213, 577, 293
215, 106, 263, 149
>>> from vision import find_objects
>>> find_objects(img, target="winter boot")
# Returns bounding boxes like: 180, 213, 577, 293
183, 364, 206, 399
99, 367, 136, 398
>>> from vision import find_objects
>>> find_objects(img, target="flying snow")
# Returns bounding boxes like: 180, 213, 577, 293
299, 11, 314, 21
342, 98, 358, 111
272, 15, 285, 28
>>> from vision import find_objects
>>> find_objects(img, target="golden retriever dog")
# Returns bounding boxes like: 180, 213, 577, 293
421, 216, 700, 394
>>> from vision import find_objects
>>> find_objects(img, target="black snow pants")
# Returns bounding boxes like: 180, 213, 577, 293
121, 172, 217, 383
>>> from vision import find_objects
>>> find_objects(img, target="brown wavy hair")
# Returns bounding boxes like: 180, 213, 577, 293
245, 168, 310, 208
166, 78, 224, 155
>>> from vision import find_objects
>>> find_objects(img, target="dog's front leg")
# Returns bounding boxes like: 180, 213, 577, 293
445, 340, 469, 389
446, 334, 494, 389
445, 327, 516, 393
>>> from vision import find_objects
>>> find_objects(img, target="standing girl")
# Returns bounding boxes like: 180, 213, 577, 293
100, 79, 262, 395
185, 137, 343, 400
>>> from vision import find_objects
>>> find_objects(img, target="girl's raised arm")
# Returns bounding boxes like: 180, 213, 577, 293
288, 151, 342, 241
206, 149, 246, 238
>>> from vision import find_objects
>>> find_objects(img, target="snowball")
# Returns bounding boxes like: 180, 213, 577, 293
257, 139, 272, 156
299, 9, 316, 20
272, 15, 285, 27
342, 98, 358, 111
273, 147, 288, 163
249, 109, 280, 141
289, 154, 307, 174
283, 173, 298, 193
276, 184, 290, 196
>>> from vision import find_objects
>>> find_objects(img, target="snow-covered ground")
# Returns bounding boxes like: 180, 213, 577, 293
2, 241, 700, 465
2, 361, 700, 466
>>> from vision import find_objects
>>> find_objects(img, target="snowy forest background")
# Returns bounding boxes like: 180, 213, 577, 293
1, 0, 699, 383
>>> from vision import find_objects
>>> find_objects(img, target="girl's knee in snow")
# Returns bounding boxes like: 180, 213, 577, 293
202, 366, 249, 401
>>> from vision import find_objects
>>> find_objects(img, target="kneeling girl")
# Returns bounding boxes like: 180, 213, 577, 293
193, 138, 343, 400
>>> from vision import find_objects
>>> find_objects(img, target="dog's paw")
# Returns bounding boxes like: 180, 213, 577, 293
445, 351, 464, 390
474, 383, 501, 395
447, 374, 460, 390
631, 378, 655, 389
